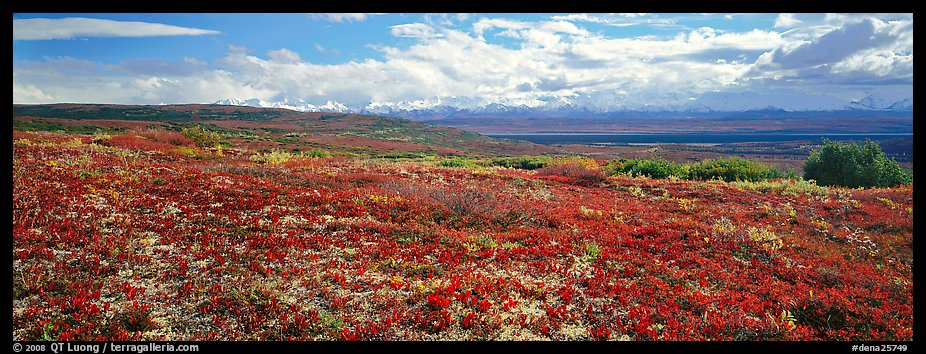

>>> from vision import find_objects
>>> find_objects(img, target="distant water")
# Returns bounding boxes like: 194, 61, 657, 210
485, 133, 912, 145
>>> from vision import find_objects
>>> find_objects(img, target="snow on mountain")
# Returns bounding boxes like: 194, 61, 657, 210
848, 92, 914, 111
887, 98, 913, 110
318, 100, 350, 113
214, 98, 258, 106
213, 90, 911, 119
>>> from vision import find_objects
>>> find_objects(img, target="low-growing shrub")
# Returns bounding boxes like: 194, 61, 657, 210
732, 178, 829, 197
303, 149, 332, 158
439, 158, 479, 168
688, 157, 783, 182
536, 161, 606, 187
606, 158, 689, 179
250, 149, 294, 164
605, 156, 784, 182
556, 156, 600, 168
180, 125, 223, 148
138, 129, 193, 146
429, 188, 496, 218
373, 152, 428, 159
104, 134, 176, 151
171, 146, 207, 159
489, 156, 552, 170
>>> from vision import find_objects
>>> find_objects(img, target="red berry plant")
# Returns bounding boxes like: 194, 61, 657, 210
13, 130, 912, 341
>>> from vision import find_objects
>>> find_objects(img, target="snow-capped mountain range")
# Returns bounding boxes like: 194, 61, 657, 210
216, 98, 351, 113
214, 91, 912, 120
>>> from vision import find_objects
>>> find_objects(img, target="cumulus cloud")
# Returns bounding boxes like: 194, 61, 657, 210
7, 24, 789, 105
774, 13, 802, 28
14, 60, 277, 105
549, 13, 683, 30
13, 83, 54, 103
550, 14, 612, 24
13, 17, 220, 40
267, 48, 303, 63
308, 13, 385, 23
390, 23, 443, 39
227, 44, 252, 54
11, 14, 913, 108
751, 17, 912, 86
474, 18, 590, 37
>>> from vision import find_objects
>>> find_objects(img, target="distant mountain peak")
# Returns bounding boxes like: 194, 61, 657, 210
213, 91, 912, 120
848, 92, 914, 111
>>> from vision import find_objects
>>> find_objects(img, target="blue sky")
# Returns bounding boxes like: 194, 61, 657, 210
12, 13, 913, 110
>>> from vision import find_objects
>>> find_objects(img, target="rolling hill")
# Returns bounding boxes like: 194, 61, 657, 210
12, 104, 553, 157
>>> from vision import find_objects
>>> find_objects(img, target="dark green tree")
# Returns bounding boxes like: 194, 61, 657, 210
803, 139, 912, 188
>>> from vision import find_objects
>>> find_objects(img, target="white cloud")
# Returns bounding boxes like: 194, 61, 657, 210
422, 13, 473, 27
748, 15, 912, 91
227, 44, 252, 54
9, 26, 777, 105
308, 13, 385, 23
774, 13, 802, 28
267, 48, 302, 63
13, 17, 220, 40
390, 23, 443, 39
474, 18, 590, 38
550, 14, 610, 24
11, 14, 913, 108
549, 13, 682, 30
13, 83, 54, 103
756, 18, 908, 71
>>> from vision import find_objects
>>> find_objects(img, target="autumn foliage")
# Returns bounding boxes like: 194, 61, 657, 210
12, 130, 913, 341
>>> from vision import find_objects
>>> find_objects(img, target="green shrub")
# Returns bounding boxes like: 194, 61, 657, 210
249, 149, 293, 164
688, 157, 782, 182
439, 158, 479, 168
490, 156, 552, 170
606, 158, 689, 179
372, 152, 427, 159
303, 149, 331, 158
803, 139, 912, 188
732, 178, 829, 197
180, 125, 222, 148
171, 146, 207, 159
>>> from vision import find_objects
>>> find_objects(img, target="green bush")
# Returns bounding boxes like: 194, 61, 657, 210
688, 157, 782, 182
490, 156, 552, 170
732, 178, 829, 197
803, 139, 912, 188
372, 152, 427, 159
607, 158, 689, 179
303, 149, 331, 158
171, 146, 207, 159
439, 158, 479, 168
249, 149, 293, 164
180, 125, 222, 148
